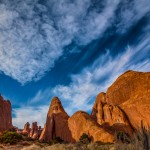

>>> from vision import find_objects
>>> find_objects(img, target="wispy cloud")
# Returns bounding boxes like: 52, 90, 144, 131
13, 106, 48, 129
115, 0, 150, 33
52, 33, 150, 115
27, 88, 51, 105
0, 0, 121, 84
0, 0, 149, 84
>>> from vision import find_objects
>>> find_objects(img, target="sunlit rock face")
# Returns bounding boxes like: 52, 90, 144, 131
0, 95, 12, 133
91, 71, 150, 132
39, 97, 74, 142
68, 111, 114, 143
91, 92, 133, 134
106, 71, 150, 129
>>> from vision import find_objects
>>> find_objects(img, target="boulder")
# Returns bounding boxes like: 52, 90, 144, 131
0, 95, 12, 133
68, 111, 114, 143
39, 97, 74, 142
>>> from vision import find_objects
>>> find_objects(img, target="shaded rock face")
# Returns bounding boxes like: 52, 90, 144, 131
0, 95, 12, 133
106, 71, 150, 129
68, 111, 114, 143
91, 93, 133, 134
39, 97, 74, 142
22, 122, 30, 135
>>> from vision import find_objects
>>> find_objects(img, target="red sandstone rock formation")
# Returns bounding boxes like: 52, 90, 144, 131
39, 71, 149, 143
106, 71, 150, 129
22, 122, 30, 135
68, 111, 114, 143
39, 97, 74, 142
29, 122, 41, 139
91, 92, 133, 134
0, 95, 12, 133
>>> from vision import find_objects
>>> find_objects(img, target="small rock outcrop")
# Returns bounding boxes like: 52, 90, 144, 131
22, 122, 30, 135
39, 97, 74, 142
0, 95, 12, 133
29, 122, 42, 139
68, 111, 114, 143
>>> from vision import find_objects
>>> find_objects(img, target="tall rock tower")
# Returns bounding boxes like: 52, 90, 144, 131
39, 97, 74, 142
0, 95, 12, 133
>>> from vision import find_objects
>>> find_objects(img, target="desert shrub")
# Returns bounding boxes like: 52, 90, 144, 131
79, 133, 91, 144
0, 131, 23, 144
50, 137, 64, 145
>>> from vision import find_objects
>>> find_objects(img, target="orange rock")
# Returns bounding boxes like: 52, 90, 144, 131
91, 92, 133, 134
39, 97, 74, 142
0, 95, 12, 133
106, 71, 150, 129
68, 111, 114, 143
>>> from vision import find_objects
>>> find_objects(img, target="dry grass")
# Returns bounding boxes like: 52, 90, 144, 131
21, 143, 114, 150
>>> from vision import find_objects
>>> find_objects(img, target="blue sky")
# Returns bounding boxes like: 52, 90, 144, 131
0, 0, 150, 128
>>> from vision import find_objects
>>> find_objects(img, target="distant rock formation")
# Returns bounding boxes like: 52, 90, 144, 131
106, 71, 150, 129
0, 95, 12, 133
39, 97, 74, 142
29, 122, 42, 139
91, 92, 133, 134
22, 122, 30, 135
68, 111, 114, 143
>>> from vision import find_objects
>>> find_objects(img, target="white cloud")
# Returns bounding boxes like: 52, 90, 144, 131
27, 88, 51, 105
0, 0, 149, 84
0, 0, 121, 84
115, 0, 150, 33
13, 106, 49, 129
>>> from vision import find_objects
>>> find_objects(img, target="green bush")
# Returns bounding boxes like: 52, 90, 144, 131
0, 131, 23, 145
79, 133, 91, 144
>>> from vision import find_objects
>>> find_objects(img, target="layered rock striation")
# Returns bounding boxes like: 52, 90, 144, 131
0, 95, 12, 133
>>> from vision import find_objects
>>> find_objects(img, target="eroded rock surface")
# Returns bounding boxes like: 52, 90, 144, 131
106, 71, 150, 129
91, 92, 133, 134
68, 111, 114, 143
